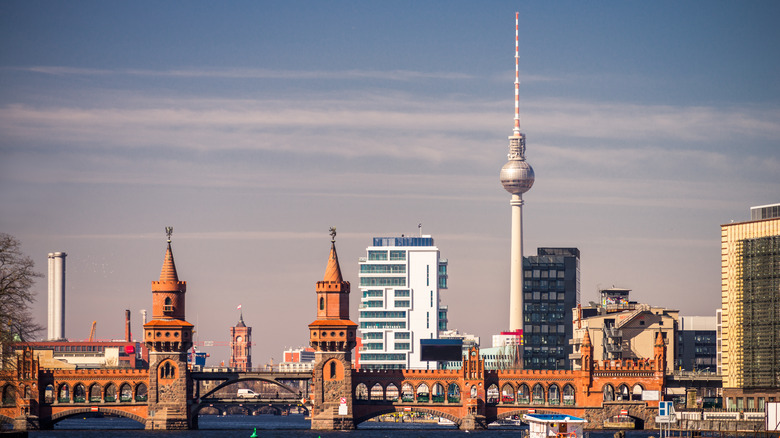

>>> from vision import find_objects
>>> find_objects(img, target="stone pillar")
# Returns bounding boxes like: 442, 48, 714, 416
145, 351, 192, 430
310, 352, 354, 430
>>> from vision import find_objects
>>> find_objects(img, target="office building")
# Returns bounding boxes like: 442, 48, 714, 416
523, 247, 580, 370
675, 316, 717, 373
720, 203, 780, 410
570, 288, 678, 372
357, 235, 448, 369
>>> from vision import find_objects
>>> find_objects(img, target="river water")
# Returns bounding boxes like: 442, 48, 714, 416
27, 414, 663, 438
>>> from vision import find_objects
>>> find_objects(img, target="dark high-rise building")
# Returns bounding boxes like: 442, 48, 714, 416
522, 247, 580, 370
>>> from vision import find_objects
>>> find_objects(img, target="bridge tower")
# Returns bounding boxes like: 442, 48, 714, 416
143, 227, 194, 429
229, 311, 252, 371
308, 228, 358, 430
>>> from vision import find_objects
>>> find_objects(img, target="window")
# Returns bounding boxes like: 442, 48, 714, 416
364, 332, 383, 339
389, 250, 406, 261
360, 264, 406, 274
359, 311, 406, 319
426, 265, 430, 286
368, 251, 388, 261
394, 343, 410, 350
319, 297, 324, 310
360, 353, 406, 361
395, 290, 410, 297
360, 277, 406, 287
330, 361, 336, 378
363, 290, 383, 298
430, 291, 433, 307
426, 312, 430, 329
364, 300, 383, 308
360, 321, 406, 329
163, 297, 173, 312
394, 300, 410, 308
395, 332, 410, 339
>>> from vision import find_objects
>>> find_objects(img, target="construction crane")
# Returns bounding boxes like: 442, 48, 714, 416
88, 321, 97, 342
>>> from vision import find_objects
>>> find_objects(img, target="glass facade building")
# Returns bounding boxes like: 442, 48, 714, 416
522, 247, 580, 370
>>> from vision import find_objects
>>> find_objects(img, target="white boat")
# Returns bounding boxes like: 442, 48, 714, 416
523, 413, 587, 438
437, 417, 456, 425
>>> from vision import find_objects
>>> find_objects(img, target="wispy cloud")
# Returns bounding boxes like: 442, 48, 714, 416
6, 66, 475, 82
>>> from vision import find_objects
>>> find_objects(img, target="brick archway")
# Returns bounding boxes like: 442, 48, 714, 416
353, 406, 462, 427
50, 407, 147, 427
199, 377, 300, 399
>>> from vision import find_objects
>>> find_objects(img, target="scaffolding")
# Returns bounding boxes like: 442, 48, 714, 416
741, 235, 780, 388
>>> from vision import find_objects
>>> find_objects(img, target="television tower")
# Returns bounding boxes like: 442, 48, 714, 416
500, 12, 535, 332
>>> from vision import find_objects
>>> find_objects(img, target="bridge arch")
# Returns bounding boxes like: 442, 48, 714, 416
353, 406, 461, 427
50, 407, 147, 427
199, 377, 300, 400
0, 414, 13, 427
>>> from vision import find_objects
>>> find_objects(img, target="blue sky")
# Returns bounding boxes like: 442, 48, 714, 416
1, 1, 778, 366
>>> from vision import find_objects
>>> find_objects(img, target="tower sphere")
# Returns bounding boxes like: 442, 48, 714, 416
500, 159, 535, 195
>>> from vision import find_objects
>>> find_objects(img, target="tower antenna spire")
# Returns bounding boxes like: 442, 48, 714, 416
513, 11, 521, 136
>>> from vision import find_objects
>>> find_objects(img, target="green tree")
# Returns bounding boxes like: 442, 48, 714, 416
0, 233, 43, 347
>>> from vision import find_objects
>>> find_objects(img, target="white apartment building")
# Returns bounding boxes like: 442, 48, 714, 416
358, 235, 448, 369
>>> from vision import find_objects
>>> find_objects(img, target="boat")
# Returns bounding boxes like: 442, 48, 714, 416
523, 413, 587, 438
437, 417, 456, 425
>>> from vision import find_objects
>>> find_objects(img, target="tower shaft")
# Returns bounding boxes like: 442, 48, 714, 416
509, 195, 524, 331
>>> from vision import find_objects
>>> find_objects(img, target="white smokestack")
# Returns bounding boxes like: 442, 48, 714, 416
140, 309, 148, 325
47, 252, 67, 340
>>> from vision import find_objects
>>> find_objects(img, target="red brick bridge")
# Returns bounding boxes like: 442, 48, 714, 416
307, 238, 667, 430
1, 235, 668, 431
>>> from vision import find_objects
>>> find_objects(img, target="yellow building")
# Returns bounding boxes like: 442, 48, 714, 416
720, 203, 780, 410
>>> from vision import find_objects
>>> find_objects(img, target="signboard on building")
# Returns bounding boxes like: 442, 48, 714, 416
642, 390, 660, 401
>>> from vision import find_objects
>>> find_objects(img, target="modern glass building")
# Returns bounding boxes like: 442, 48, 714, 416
522, 247, 580, 370
357, 235, 448, 369
721, 204, 780, 410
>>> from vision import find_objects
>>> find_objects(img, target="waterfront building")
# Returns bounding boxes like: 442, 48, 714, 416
357, 234, 448, 369
278, 346, 315, 372
720, 203, 780, 410
229, 312, 252, 371
675, 316, 716, 373
570, 288, 678, 372
14, 340, 146, 369
500, 13, 535, 332
523, 247, 580, 370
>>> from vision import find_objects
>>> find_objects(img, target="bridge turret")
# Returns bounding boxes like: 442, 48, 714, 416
308, 228, 357, 430
143, 227, 193, 430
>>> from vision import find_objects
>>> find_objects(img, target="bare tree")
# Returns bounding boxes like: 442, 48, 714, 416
0, 233, 43, 347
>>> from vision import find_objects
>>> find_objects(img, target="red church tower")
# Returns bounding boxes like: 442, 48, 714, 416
229, 312, 252, 371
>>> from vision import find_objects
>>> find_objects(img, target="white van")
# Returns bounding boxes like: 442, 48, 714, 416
237, 389, 259, 399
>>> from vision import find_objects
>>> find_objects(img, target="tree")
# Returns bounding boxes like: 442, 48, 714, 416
0, 233, 43, 347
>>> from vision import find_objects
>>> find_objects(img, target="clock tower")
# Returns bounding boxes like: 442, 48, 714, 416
229, 312, 252, 371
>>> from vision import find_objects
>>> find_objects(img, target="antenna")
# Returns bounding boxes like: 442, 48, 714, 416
513, 12, 521, 136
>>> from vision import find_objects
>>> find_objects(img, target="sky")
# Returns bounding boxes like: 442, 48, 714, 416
1, 1, 778, 366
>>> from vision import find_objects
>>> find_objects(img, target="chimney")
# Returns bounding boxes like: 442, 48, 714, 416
47, 252, 67, 340
140, 309, 147, 325
125, 309, 131, 342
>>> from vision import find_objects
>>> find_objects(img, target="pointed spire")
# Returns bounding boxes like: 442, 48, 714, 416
655, 331, 665, 347
582, 329, 592, 347
323, 241, 343, 283
236, 310, 246, 328
159, 241, 179, 282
